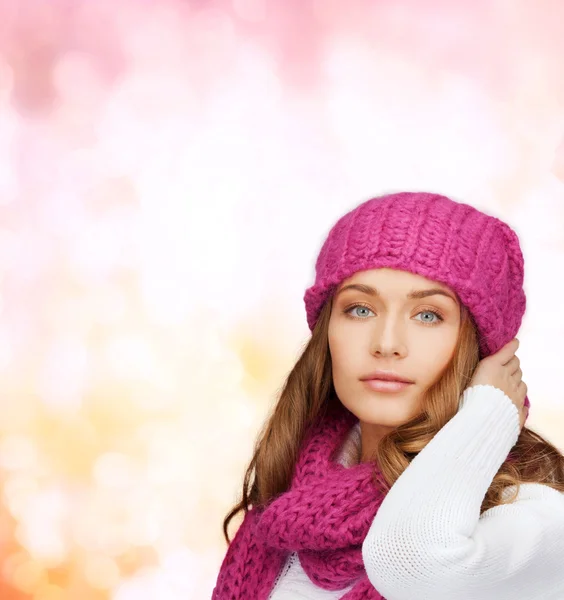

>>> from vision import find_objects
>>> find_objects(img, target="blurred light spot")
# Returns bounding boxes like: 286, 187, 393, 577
72, 493, 135, 556
84, 554, 120, 590
16, 487, 69, 565
37, 338, 88, 412
105, 334, 157, 380
93, 452, 139, 490
123, 495, 161, 546
232, 0, 266, 22
112, 569, 158, 600
0, 435, 37, 471
0, 228, 20, 270
0, 58, 17, 205
2, 551, 30, 587
12, 558, 47, 594
0, 334, 13, 371
552, 134, 564, 182
3, 475, 40, 519
146, 431, 195, 487
69, 219, 132, 279
93, 287, 127, 325
33, 583, 65, 600
0, 55, 14, 98
192, 8, 235, 45
140, 274, 191, 326
158, 547, 199, 597
112, 555, 197, 600
52, 51, 105, 108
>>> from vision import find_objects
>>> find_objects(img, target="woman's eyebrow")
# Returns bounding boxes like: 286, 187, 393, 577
336, 283, 458, 304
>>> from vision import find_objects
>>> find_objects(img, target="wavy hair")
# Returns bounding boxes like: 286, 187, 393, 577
222, 294, 564, 543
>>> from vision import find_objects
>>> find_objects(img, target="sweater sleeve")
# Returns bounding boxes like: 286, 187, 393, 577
361, 384, 564, 600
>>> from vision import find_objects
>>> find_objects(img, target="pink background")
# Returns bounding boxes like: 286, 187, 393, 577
0, 1, 563, 598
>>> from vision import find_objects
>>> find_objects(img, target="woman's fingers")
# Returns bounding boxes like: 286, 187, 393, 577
505, 355, 520, 374
496, 338, 519, 365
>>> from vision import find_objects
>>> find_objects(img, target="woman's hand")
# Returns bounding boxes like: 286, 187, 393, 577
468, 338, 528, 430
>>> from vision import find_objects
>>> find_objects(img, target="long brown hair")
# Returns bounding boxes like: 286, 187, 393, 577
222, 294, 564, 543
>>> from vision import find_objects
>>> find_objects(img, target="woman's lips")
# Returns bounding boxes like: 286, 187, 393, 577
362, 379, 413, 393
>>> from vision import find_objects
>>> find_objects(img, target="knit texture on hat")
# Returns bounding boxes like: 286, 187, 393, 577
303, 191, 529, 410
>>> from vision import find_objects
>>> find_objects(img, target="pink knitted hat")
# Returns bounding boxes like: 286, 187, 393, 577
303, 191, 530, 410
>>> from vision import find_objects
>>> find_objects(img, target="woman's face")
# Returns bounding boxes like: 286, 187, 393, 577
328, 268, 461, 444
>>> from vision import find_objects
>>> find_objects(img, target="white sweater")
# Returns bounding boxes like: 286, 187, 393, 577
267, 384, 564, 600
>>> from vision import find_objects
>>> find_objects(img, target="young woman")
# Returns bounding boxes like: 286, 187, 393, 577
212, 191, 564, 600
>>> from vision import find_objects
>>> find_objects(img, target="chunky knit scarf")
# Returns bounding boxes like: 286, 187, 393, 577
212, 403, 390, 599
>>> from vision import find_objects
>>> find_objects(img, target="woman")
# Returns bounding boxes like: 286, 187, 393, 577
212, 191, 564, 600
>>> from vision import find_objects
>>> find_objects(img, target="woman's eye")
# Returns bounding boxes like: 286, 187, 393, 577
353, 306, 374, 316
414, 310, 443, 324
345, 304, 374, 319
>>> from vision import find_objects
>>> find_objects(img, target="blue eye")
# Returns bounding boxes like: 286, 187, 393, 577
347, 305, 374, 319
414, 310, 444, 325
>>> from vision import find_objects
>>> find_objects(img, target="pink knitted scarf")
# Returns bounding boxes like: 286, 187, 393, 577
212, 403, 390, 599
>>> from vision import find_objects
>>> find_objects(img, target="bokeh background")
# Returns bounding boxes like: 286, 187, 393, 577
0, 0, 563, 598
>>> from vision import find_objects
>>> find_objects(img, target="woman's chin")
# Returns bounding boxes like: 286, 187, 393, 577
354, 399, 419, 427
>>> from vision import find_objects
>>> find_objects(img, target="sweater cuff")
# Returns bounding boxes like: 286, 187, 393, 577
455, 384, 521, 474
